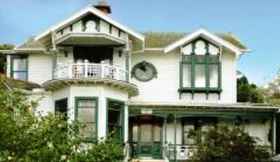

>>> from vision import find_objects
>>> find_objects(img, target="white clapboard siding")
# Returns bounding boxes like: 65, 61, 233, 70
28, 54, 53, 84
130, 50, 237, 103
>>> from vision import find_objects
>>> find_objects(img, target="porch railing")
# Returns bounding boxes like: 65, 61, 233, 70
54, 63, 128, 81
164, 144, 196, 161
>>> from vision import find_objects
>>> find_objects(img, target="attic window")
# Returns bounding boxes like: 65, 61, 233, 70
179, 39, 221, 94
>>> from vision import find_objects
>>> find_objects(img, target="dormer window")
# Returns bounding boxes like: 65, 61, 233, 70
179, 39, 221, 94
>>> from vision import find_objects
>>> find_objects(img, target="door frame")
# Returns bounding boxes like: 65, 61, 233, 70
129, 115, 164, 159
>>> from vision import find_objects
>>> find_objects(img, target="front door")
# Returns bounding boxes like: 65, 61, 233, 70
130, 116, 163, 159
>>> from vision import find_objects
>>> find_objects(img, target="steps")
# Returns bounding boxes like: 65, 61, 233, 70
131, 159, 165, 162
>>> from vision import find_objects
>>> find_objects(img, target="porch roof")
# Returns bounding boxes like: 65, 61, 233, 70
128, 101, 280, 113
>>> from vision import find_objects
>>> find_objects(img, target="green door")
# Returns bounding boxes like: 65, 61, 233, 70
130, 116, 163, 159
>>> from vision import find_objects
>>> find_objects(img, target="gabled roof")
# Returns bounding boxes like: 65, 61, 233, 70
34, 6, 145, 42
15, 37, 46, 52
142, 32, 247, 50
164, 29, 248, 55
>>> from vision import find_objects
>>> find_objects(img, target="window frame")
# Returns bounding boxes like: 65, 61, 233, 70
179, 39, 222, 94
55, 98, 68, 120
106, 98, 125, 143
75, 96, 98, 143
10, 55, 28, 81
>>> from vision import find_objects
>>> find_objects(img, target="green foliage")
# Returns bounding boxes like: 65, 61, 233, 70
263, 74, 280, 106
189, 124, 271, 162
0, 44, 14, 74
237, 76, 264, 103
0, 90, 124, 162
74, 138, 124, 162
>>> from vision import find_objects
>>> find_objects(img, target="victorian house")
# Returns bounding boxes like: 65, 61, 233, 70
2, 1, 280, 161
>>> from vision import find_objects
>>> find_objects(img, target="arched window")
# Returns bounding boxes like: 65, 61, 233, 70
180, 39, 221, 94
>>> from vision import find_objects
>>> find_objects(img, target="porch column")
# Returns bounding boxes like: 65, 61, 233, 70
273, 113, 277, 154
164, 115, 167, 144
174, 113, 177, 162
124, 103, 129, 143
98, 96, 107, 140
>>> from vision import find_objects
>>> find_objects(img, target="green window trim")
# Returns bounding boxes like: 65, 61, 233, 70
106, 98, 125, 143
75, 96, 98, 143
179, 39, 222, 96
10, 55, 28, 81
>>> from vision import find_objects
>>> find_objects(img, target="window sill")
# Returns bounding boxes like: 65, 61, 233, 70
178, 87, 222, 93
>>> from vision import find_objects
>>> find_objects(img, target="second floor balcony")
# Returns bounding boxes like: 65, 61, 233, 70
54, 62, 128, 82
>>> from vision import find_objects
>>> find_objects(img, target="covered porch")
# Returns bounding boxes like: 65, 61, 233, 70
128, 102, 279, 161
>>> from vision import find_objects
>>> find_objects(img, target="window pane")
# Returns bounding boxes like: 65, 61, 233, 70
13, 72, 27, 80
78, 108, 96, 122
108, 109, 120, 125
195, 55, 205, 63
80, 123, 96, 139
208, 55, 219, 63
183, 125, 196, 145
13, 58, 27, 71
140, 124, 152, 142
132, 125, 138, 142
182, 55, 192, 63
209, 65, 219, 88
182, 64, 191, 87
78, 99, 96, 108
195, 65, 206, 87
153, 125, 161, 142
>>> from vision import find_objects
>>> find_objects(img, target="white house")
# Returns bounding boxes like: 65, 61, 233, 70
2, 1, 280, 161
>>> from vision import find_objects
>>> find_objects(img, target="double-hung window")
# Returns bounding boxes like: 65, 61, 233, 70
107, 99, 124, 142
75, 97, 98, 142
180, 39, 221, 93
11, 55, 28, 80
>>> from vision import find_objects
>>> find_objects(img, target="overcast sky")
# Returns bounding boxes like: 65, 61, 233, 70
0, 0, 279, 85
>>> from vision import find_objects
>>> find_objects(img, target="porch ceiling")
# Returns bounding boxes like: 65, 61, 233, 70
55, 33, 126, 46
128, 101, 280, 113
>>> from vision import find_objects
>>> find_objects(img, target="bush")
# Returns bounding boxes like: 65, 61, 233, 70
0, 90, 123, 162
189, 124, 271, 162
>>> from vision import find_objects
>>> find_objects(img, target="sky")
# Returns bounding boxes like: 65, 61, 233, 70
0, 0, 279, 85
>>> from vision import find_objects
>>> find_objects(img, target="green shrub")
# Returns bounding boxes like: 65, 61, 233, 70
0, 90, 123, 162
189, 124, 271, 162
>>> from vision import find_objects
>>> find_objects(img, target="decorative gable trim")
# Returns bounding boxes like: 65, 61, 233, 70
34, 6, 145, 42
164, 28, 245, 55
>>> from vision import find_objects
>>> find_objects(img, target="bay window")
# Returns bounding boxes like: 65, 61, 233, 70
180, 39, 221, 93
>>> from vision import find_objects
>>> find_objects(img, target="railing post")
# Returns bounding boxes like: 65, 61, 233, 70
115, 67, 119, 80
100, 64, 104, 79
84, 60, 88, 78
68, 64, 72, 79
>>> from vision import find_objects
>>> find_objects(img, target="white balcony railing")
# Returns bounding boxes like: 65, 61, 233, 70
54, 63, 128, 81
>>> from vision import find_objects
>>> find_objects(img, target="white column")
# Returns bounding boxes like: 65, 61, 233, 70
68, 87, 75, 123
98, 91, 107, 140
273, 114, 277, 154
6, 55, 11, 77
124, 103, 129, 143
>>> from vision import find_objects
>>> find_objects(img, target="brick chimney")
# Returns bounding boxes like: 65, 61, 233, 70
94, 0, 111, 14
